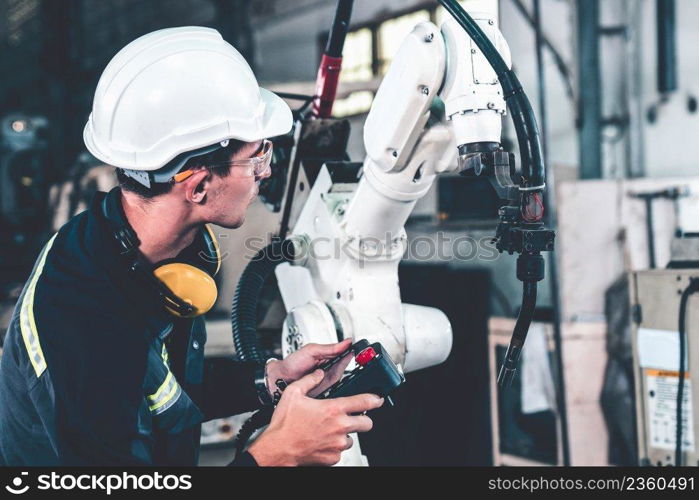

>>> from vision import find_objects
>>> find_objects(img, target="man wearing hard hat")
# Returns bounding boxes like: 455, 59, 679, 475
0, 27, 382, 466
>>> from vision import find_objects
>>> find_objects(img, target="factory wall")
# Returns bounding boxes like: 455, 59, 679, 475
503, 0, 699, 180
640, 0, 699, 178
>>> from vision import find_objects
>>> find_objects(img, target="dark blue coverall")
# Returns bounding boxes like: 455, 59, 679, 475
0, 190, 261, 465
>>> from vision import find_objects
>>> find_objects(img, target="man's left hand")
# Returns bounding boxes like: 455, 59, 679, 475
266, 338, 353, 398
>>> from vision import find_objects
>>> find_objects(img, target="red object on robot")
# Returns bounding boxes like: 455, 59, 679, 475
355, 346, 378, 367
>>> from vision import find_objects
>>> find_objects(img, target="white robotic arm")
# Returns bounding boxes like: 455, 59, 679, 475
231, 0, 553, 467
277, 11, 512, 372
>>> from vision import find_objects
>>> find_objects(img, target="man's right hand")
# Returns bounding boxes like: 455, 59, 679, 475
246, 369, 384, 466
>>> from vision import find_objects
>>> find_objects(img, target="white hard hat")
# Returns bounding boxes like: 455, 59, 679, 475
83, 26, 292, 184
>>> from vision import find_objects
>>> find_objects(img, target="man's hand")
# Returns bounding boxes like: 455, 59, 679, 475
247, 369, 384, 466
266, 338, 353, 397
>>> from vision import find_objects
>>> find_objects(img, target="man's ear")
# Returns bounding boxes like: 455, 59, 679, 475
181, 169, 210, 204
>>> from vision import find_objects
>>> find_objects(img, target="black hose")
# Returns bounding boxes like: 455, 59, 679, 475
325, 0, 354, 57
231, 239, 295, 363
497, 281, 537, 387
274, 92, 315, 103
438, 0, 545, 190
233, 406, 274, 459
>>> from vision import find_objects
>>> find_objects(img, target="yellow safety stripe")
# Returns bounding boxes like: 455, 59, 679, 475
161, 342, 169, 365
148, 344, 181, 415
19, 234, 58, 378
147, 370, 182, 414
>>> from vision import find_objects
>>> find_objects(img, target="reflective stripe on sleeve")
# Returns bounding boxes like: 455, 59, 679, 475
161, 342, 169, 365
148, 342, 181, 415
19, 233, 58, 378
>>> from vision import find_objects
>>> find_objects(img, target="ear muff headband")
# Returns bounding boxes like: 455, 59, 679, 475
101, 187, 219, 318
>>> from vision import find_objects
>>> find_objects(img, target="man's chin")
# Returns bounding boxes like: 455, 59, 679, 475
211, 217, 244, 230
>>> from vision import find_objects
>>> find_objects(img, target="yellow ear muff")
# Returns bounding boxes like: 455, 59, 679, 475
153, 262, 218, 318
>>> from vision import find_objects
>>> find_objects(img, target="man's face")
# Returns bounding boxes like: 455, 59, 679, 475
205, 140, 270, 229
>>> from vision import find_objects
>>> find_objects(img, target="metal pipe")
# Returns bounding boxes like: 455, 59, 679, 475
657, 0, 677, 95
645, 197, 657, 269
624, 0, 646, 178
577, 0, 602, 179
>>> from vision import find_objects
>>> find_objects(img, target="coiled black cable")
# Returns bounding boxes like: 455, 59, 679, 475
231, 238, 295, 363
230, 239, 295, 455
233, 407, 274, 458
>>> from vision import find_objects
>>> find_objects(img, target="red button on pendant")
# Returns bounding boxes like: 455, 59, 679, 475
355, 346, 377, 366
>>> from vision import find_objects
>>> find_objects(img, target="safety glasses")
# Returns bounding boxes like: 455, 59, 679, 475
173, 139, 273, 183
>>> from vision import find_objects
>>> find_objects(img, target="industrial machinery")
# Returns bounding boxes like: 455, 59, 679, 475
231, 0, 554, 465
631, 197, 699, 467
0, 114, 52, 337
631, 269, 698, 466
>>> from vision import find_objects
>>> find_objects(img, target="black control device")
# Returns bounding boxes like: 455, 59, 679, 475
316, 339, 405, 406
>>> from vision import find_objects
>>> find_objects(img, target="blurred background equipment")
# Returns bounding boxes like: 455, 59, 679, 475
631, 270, 698, 466
0, 113, 52, 342
0, 114, 50, 276
628, 187, 689, 269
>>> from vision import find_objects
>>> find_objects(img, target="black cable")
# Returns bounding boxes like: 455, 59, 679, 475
234, 406, 274, 457
645, 197, 657, 269
497, 281, 537, 386
274, 93, 316, 118
439, 0, 551, 392
231, 239, 295, 362
325, 0, 354, 57
676, 278, 698, 465
438, 0, 545, 189
278, 130, 304, 238
274, 92, 315, 103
